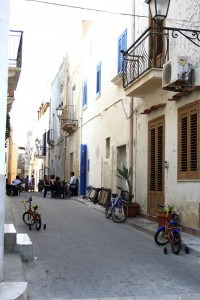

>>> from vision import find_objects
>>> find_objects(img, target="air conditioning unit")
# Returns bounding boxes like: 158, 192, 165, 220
162, 56, 193, 90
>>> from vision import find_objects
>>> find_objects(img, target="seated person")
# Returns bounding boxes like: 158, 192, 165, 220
6, 175, 21, 196
43, 175, 51, 198
49, 174, 56, 198
68, 171, 78, 196
54, 176, 62, 199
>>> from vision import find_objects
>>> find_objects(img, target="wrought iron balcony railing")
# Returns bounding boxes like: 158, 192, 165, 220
60, 105, 78, 134
9, 30, 23, 68
47, 129, 54, 146
121, 26, 169, 89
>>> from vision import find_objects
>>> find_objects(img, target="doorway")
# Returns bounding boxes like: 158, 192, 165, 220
117, 145, 127, 190
148, 116, 165, 216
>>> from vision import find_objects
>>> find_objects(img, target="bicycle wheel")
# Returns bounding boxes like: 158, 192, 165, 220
111, 201, 128, 223
23, 211, 34, 226
35, 214, 42, 230
171, 231, 181, 254
105, 206, 112, 219
154, 229, 169, 245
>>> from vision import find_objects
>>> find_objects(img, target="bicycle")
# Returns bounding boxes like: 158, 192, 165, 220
154, 204, 182, 255
21, 196, 42, 230
105, 187, 133, 223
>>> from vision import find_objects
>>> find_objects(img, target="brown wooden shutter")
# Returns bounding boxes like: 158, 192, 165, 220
148, 116, 165, 215
150, 127, 156, 191
157, 124, 163, 192
178, 102, 199, 179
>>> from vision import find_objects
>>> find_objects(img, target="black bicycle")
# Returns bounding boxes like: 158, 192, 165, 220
105, 187, 133, 223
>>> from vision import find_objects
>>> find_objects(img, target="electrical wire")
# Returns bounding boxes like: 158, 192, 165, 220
25, 0, 148, 18
25, 0, 200, 29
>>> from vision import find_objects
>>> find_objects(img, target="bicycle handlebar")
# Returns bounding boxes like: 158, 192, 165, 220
117, 186, 130, 193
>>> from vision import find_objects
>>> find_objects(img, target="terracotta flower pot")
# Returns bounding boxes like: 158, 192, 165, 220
123, 202, 139, 218
156, 213, 172, 227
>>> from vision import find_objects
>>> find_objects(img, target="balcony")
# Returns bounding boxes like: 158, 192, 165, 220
60, 105, 78, 134
34, 146, 46, 158
47, 129, 54, 146
7, 30, 23, 112
121, 26, 169, 97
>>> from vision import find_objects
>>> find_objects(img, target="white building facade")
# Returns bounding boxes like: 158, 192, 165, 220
48, 0, 200, 231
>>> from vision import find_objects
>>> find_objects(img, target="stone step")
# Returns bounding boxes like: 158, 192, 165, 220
4, 224, 17, 253
3, 252, 28, 300
4, 224, 33, 262
0, 282, 28, 300
15, 233, 33, 262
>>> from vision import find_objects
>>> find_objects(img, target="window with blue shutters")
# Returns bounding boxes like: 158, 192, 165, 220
83, 80, 87, 108
96, 62, 101, 98
118, 29, 127, 73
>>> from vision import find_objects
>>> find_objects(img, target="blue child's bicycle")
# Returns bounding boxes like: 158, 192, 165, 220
154, 204, 182, 254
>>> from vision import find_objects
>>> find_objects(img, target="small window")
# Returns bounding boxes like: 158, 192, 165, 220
106, 137, 110, 158
96, 62, 101, 98
118, 29, 127, 73
178, 101, 200, 180
83, 80, 87, 108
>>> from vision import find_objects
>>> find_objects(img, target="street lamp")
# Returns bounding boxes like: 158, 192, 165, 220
56, 104, 64, 121
146, 0, 170, 21
145, 0, 200, 47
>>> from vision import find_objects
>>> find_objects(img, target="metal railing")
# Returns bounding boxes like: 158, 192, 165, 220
47, 129, 54, 145
61, 105, 77, 124
122, 26, 169, 89
8, 30, 23, 68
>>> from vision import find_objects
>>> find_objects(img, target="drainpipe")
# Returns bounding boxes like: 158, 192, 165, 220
129, 1, 135, 197
129, 98, 134, 196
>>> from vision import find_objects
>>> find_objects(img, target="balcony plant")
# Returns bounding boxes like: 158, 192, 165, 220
117, 165, 139, 217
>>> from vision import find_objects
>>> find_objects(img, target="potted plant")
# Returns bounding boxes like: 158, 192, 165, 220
156, 204, 175, 227
117, 165, 139, 218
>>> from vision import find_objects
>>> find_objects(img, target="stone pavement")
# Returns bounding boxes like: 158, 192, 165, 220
75, 196, 200, 257
2, 194, 200, 299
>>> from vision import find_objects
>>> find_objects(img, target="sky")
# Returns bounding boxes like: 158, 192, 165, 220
9, 0, 131, 146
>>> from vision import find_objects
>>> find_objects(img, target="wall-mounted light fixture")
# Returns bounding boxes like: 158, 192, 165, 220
145, 0, 200, 47
56, 104, 64, 121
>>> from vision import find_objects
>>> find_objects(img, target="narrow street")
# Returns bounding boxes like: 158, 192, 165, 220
10, 193, 200, 300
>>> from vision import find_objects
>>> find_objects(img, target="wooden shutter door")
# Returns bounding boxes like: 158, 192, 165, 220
150, 19, 166, 68
148, 116, 165, 216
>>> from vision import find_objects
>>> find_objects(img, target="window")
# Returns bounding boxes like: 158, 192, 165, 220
178, 101, 200, 179
106, 137, 110, 158
72, 85, 76, 106
96, 62, 101, 98
82, 80, 87, 108
118, 29, 127, 73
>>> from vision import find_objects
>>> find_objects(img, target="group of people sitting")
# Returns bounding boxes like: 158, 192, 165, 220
42, 172, 78, 199
6, 175, 22, 196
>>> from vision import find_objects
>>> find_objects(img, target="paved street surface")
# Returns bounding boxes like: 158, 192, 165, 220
10, 193, 200, 299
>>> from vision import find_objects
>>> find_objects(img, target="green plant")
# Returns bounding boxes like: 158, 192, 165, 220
161, 204, 175, 214
117, 165, 133, 195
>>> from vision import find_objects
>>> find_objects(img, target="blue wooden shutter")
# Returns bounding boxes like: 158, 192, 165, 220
80, 144, 87, 195
118, 29, 127, 73
83, 80, 87, 107
96, 63, 101, 97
